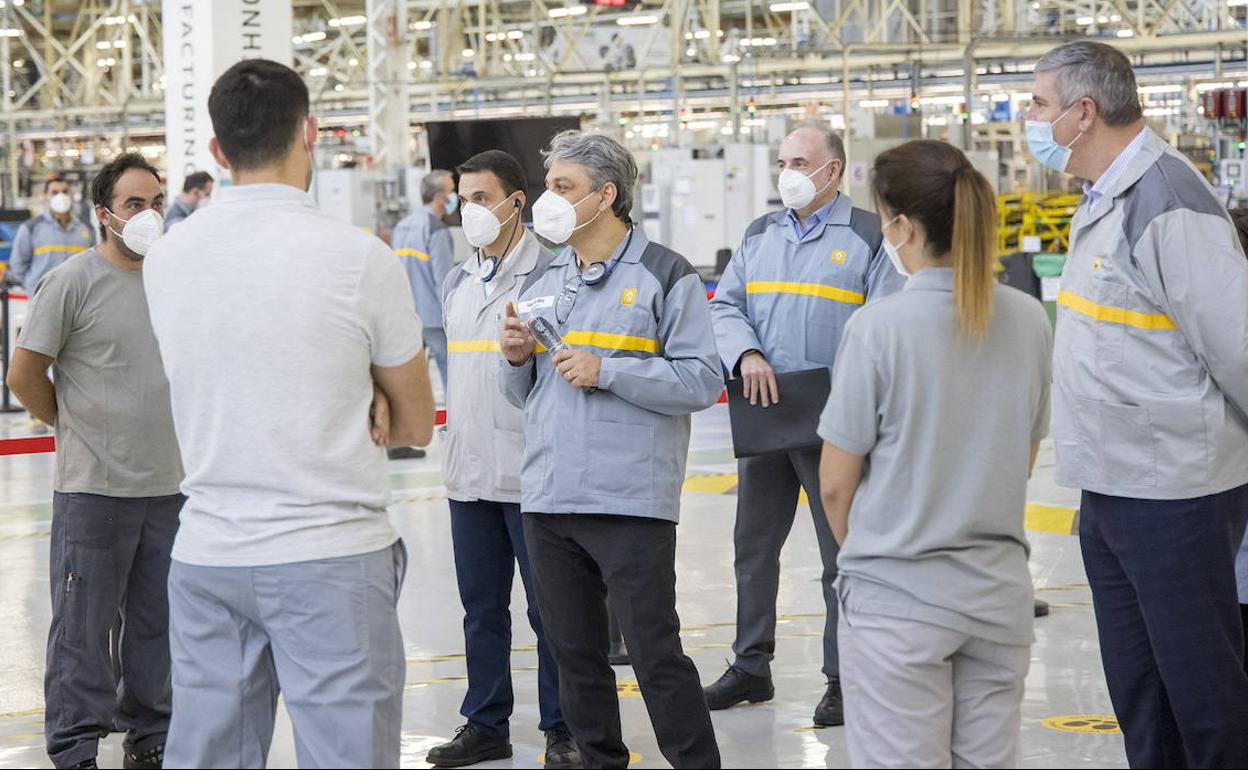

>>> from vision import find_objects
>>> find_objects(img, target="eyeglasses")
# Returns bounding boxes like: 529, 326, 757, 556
555, 274, 581, 326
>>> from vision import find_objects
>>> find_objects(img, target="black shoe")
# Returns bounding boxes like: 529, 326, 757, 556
123, 744, 163, 770
608, 637, 631, 666
387, 447, 426, 460
813, 679, 844, 727
1034, 598, 1050, 618
544, 728, 581, 770
703, 664, 774, 710
67, 761, 98, 770
426, 725, 512, 768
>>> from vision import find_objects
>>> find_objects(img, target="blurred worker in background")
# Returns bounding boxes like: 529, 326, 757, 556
1029, 40, 1248, 768
162, 171, 214, 232
8, 175, 95, 293
425, 149, 576, 769
395, 168, 457, 391
144, 58, 436, 769
706, 121, 904, 727
8, 153, 182, 770
389, 169, 457, 460
500, 130, 723, 769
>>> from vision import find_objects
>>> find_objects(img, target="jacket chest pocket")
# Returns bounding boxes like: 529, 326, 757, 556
1087, 274, 1128, 363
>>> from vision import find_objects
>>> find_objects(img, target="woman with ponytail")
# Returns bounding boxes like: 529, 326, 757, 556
815, 140, 1054, 768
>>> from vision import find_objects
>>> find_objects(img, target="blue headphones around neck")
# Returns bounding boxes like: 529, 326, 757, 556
579, 226, 634, 286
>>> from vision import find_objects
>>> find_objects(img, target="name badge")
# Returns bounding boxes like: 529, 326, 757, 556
515, 296, 556, 316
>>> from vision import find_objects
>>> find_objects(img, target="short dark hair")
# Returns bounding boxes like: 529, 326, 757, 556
44, 174, 67, 193
456, 151, 527, 197
183, 171, 214, 194
90, 152, 161, 240
208, 59, 309, 172
1230, 208, 1248, 257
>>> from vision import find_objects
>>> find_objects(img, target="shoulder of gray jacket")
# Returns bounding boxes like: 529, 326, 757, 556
848, 206, 884, 254
637, 241, 699, 300
1121, 148, 1230, 253
741, 211, 785, 245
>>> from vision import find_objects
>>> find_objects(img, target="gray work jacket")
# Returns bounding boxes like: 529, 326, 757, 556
1053, 128, 1248, 499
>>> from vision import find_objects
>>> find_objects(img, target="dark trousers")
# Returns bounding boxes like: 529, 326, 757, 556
45, 492, 184, 769
523, 513, 720, 770
449, 499, 563, 737
1080, 484, 1248, 769
1242, 604, 1248, 678
733, 448, 839, 679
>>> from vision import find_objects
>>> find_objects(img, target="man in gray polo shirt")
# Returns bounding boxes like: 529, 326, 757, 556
7, 153, 183, 770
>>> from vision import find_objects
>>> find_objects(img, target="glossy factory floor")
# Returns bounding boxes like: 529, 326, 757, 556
0, 404, 1127, 769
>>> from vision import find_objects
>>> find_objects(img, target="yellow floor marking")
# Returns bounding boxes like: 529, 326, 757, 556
681, 473, 740, 495
616, 680, 642, 698
1042, 715, 1121, 734
1026, 503, 1078, 535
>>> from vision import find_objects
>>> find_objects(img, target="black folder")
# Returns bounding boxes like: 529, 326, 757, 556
726, 367, 832, 459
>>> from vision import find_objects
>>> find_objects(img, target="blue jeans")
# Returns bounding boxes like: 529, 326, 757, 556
1080, 484, 1248, 768
450, 499, 564, 737
423, 326, 449, 392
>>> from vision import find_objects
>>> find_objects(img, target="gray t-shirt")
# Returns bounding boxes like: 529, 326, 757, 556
818, 267, 1052, 645
17, 249, 183, 497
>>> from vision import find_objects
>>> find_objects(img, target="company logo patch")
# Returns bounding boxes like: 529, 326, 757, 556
830, 249, 847, 265
620, 288, 638, 306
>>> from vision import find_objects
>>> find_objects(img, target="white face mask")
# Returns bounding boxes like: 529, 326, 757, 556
461, 193, 520, 249
777, 158, 835, 210
49, 193, 72, 215
881, 215, 911, 278
532, 188, 602, 244
107, 208, 164, 258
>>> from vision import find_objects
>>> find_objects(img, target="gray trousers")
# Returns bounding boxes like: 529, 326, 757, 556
45, 492, 184, 769
839, 604, 1030, 769
732, 448, 840, 679
164, 541, 407, 769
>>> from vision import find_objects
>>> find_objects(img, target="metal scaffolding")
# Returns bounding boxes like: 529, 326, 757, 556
0, 0, 1243, 158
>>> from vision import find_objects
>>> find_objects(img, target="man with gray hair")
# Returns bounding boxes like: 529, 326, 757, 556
499, 130, 723, 768
707, 120, 904, 726
389, 169, 457, 460
1028, 40, 1248, 767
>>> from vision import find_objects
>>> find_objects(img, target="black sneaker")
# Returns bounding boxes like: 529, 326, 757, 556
426, 724, 512, 768
608, 637, 631, 666
67, 760, 98, 770
813, 679, 844, 727
543, 728, 580, 770
387, 447, 427, 460
703, 664, 774, 710
1034, 599, 1050, 618
123, 744, 164, 770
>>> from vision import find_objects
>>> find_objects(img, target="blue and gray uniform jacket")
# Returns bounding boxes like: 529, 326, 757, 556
9, 212, 95, 293
393, 206, 455, 329
500, 227, 724, 523
1053, 128, 1248, 500
163, 198, 195, 232
710, 193, 904, 375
